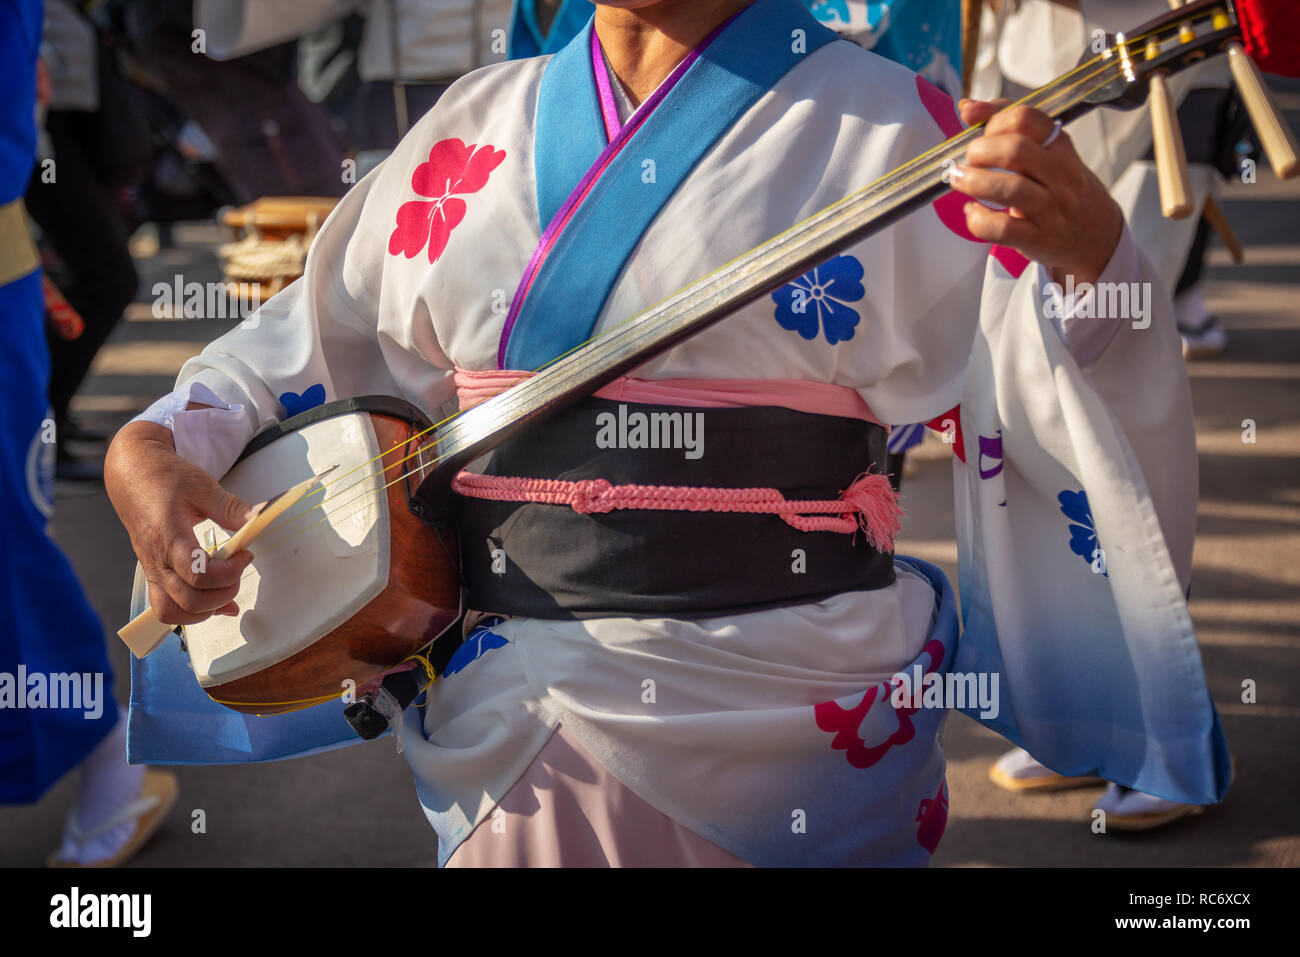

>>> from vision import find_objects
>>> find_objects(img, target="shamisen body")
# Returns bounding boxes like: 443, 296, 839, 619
107, 0, 1229, 866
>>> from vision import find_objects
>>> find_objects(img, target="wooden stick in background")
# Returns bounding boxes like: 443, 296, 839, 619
1149, 69, 1195, 219
1226, 42, 1300, 180
1202, 194, 1244, 264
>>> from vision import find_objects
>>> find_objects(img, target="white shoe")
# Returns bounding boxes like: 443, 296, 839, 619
1092, 783, 1204, 831
989, 747, 1106, 793
1179, 319, 1228, 359
1175, 286, 1228, 359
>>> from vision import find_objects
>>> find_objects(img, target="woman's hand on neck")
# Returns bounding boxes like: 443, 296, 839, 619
593, 0, 753, 106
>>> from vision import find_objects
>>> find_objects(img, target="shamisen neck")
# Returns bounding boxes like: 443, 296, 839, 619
594, 0, 754, 107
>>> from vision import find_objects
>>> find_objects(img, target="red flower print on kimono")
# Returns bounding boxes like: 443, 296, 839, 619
388, 138, 507, 263
915, 780, 949, 854
814, 638, 946, 769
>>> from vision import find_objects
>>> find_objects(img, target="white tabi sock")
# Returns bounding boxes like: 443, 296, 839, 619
56, 715, 147, 864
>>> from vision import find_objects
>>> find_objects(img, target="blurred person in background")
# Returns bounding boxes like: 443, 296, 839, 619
2, 0, 176, 867
196, 0, 513, 177
107, 0, 347, 203
25, 0, 150, 481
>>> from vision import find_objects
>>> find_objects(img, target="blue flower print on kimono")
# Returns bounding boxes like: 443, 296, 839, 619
1058, 489, 1108, 577
279, 384, 327, 419
770, 254, 865, 344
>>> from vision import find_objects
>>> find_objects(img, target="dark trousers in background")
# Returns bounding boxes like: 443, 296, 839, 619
24, 110, 139, 435
130, 32, 347, 203
351, 80, 451, 154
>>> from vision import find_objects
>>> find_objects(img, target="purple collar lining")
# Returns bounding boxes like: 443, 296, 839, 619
591, 31, 623, 143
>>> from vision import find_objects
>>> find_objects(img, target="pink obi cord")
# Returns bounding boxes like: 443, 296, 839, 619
449, 368, 903, 549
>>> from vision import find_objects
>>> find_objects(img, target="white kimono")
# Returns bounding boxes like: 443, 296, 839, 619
128, 0, 1227, 866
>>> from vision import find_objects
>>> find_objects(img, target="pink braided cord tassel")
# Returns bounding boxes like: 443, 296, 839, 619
452, 470, 903, 551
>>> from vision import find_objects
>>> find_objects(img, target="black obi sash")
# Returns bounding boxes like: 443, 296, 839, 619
454, 397, 897, 620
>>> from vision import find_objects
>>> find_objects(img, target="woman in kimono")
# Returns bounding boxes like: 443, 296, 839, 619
106, 0, 1227, 865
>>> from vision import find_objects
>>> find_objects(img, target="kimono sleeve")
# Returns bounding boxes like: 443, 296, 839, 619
171, 138, 457, 462
949, 206, 1229, 806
